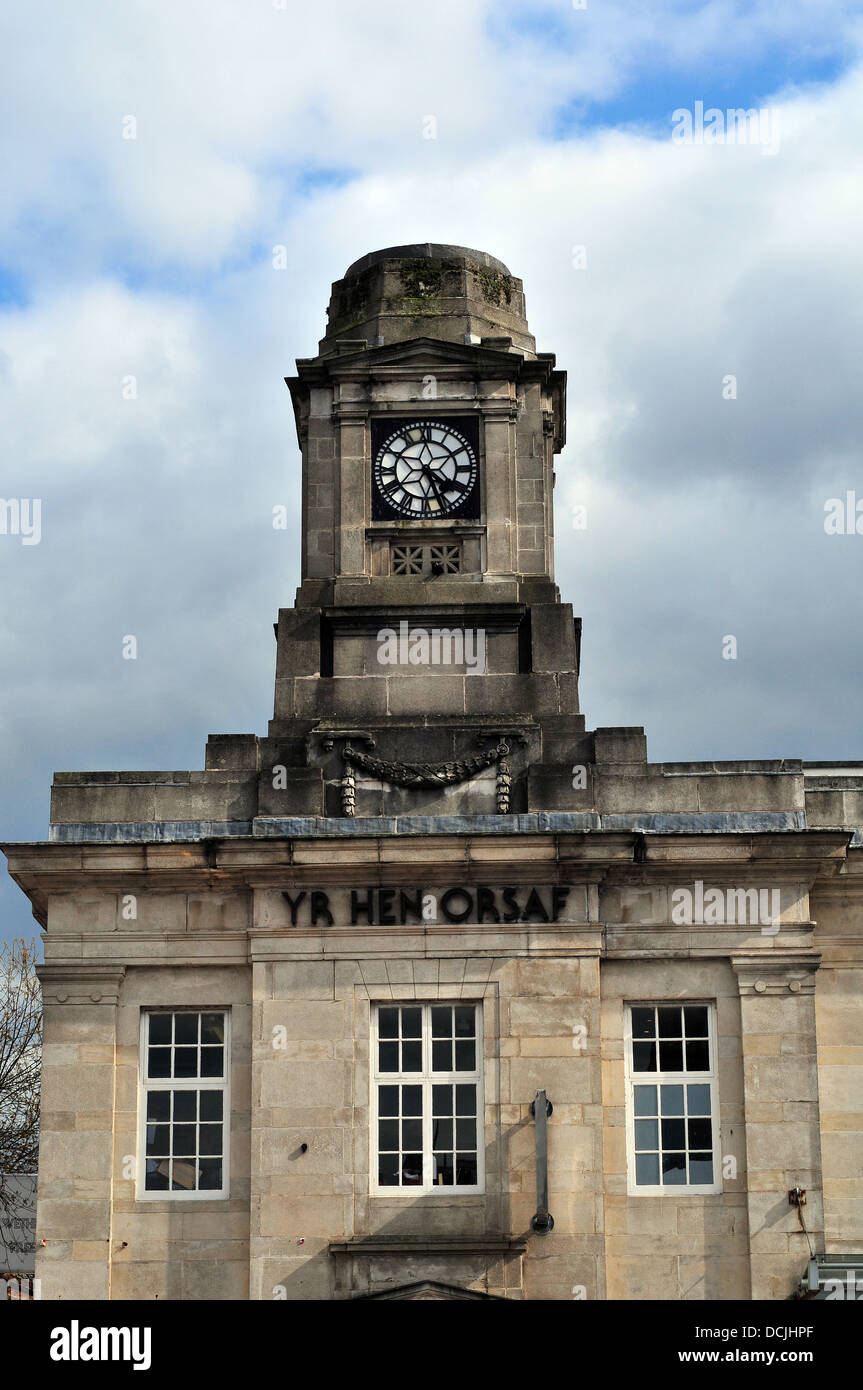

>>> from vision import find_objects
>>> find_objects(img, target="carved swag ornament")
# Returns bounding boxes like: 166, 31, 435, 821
320, 731, 524, 816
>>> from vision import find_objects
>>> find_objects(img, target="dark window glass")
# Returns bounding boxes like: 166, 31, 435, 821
432, 1040, 452, 1071
174, 1047, 198, 1078
378, 1008, 399, 1039
658, 1007, 682, 1038
198, 1159, 222, 1190
378, 1085, 399, 1118
685, 1039, 710, 1072
456, 1118, 476, 1148
433, 1084, 451, 1116
200, 1091, 222, 1121
633, 1041, 656, 1072
172, 1125, 196, 1158
401, 1041, 422, 1072
145, 1162, 169, 1191
401, 1154, 423, 1185
149, 1015, 172, 1045
173, 1091, 196, 1121
631, 1007, 655, 1040
146, 1125, 170, 1157
401, 1119, 423, 1150
378, 1155, 399, 1186
455, 1085, 476, 1116
434, 1153, 454, 1185
147, 1091, 170, 1122
401, 1008, 422, 1038
688, 1118, 712, 1149
662, 1153, 686, 1184
432, 1118, 453, 1148
402, 1085, 422, 1117
659, 1040, 683, 1071
378, 1120, 399, 1151
378, 1041, 399, 1072
201, 1014, 224, 1044
174, 1013, 199, 1045
199, 1126, 221, 1157
148, 1048, 171, 1079
431, 1007, 452, 1037
201, 1047, 224, 1078
455, 1041, 476, 1072
454, 1007, 474, 1037
661, 1118, 686, 1150
684, 1006, 708, 1037
456, 1155, 478, 1185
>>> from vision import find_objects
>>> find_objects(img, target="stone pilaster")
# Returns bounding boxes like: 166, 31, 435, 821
34, 964, 125, 1300
731, 951, 824, 1299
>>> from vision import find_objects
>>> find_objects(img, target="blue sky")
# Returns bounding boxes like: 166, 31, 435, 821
2, 0, 863, 945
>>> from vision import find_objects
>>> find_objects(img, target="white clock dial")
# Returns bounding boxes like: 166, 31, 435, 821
374, 422, 477, 518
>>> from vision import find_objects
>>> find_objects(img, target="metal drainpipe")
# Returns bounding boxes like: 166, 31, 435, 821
530, 1089, 554, 1233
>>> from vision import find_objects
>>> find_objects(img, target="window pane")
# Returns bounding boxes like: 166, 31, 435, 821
201, 1013, 224, 1044
434, 1153, 454, 1186
454, 1007, 475, 1037
378, 1154, 399, 1186
686, 1083, 711, 1116
401, 1119, 423, 1150
455, 1118, 476, 1148
147, 1047, 171, 1079
455, 1155, 478, 1185
199, 1125, 222, 1156
433, 1084, 452, 1116
658, 1007, 682, 1038
201, 1047, 224, 1078
689, 1153, 714, 1184
145, 1162, 169, 1190
685, 1039, 710, 1072
684, 1006, 708, 1037
431, 1007, 452, 1037
147, 1091, 170, 1122
171, 1159, 198, 1191
402, 1085, 422, 1117
455, 1040, 476, 1072
631, 1007, 655, 1039
661, 1118, 685, 1150
200, 1091, 223, 1121
378, 1008, 399, 1039
172, 1124, 196, 1157
378, 1085, 399, 1118
634, 1119, 658, 1150
401, 1008, 422, 1038
173, 1091, 196, 1122
660, 1085, 684, 1115
401, 1041, 422, 1072
455, 1085, 476, 1115
688, 1117, 712, 1149
659, 1040, 683, 1072
401, 1154, 423, 1185
378, 1041, 399, 1072
148, 1015, 172, 1045
378, 1119, 399, 1150
633, 1085, 657, 1117
662, 1154, 686, 1184
633, 1041, 656, 1072
198, 1158, 222, 1190
432, 1040, 452, 1071
174, 1047, 197, 1078
174, 1013, 199, 1045
146, 1124, 170, 1157
635, 1153, 659, 1185
432, 1118, 453, 1148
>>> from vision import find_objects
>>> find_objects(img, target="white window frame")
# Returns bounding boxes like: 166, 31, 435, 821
624, 1000, 721, 1197
136, 1008, 231, 1202
370, 1001, 485, 1197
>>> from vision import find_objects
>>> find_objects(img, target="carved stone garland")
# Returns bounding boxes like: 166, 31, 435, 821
339, 739, 514, 817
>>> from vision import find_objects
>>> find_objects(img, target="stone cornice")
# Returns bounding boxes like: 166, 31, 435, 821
36, 963, 126, 1005
731, 951, 821, 995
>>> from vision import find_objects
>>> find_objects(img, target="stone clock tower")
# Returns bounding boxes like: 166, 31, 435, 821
270, 242, 585, 821
7, 240, 856, 1307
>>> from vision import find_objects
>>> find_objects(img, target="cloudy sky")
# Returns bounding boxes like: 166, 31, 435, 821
2, 0, 863, 942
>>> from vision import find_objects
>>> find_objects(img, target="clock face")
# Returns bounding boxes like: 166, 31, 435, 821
373, 421, 478, 519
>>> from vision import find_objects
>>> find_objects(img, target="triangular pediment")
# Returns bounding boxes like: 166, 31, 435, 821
296, 336, 554, 376
357, 1279, 504, 1301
